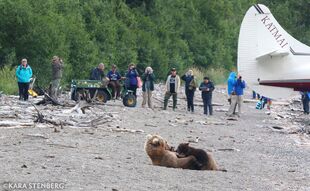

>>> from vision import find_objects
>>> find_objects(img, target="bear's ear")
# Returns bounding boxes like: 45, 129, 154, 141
146, 134, 153, 140
185, 142, 190, 146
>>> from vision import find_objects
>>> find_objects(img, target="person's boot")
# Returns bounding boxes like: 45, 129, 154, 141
173, 100, 177, 111
163, 99, 168, 110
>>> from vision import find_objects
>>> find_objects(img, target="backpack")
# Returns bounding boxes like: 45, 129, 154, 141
256, 100, 263, 110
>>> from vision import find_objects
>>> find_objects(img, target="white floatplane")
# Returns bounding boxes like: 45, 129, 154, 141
238, 4, 310, 99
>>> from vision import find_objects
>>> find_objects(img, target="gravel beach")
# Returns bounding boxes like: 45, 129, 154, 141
0, 86, 309, 191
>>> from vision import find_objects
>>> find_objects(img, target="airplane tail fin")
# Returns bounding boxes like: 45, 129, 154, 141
238, 4, 310, 99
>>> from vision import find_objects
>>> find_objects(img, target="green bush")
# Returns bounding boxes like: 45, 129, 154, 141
183, 67, 229, 86
0, 66, 18, 95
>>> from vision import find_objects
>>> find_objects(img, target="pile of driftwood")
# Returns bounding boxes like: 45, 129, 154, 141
0, 92, 144, 133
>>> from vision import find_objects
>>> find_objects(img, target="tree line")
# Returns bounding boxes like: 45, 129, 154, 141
0, 0, 309, 87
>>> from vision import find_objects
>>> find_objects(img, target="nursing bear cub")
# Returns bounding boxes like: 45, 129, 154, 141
144, 134, 201, 170
145, 134, 221, 171
176, 142, 219, 171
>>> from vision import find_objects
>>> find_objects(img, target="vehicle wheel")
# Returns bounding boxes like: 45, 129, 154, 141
123, 94, 137, 107
97, 90, 108, 103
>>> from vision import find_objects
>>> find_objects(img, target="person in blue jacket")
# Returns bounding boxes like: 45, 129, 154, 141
107, 65, 122, 99
199, 77, 215, 115
227, 74, 246, 117
15, 58, 33, 101
125, 63, 139, 97
227, 72, 236, 104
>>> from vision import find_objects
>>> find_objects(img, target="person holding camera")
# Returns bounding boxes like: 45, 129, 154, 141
199, 77, 215, 115
51, 56, 64, 101
141, 66, 155, 109
181, 69, 196, 112
227, 74, 246, 117
125, 63, 139, 97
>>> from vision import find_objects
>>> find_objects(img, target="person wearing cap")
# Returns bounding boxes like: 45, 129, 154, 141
51, 56, 64, 101
141, 66, 155, 109
107, 65, 122, 99
15, 58, 33, 101
90, 63, 105, 80
125, 63, 139, 97
199, 77, 215, 115
181, 69, 196, 112
164, 68, 180, 111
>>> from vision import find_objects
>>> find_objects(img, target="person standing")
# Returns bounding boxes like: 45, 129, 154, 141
15, 58, 33, 101
51, 56, 64, 101
181, 70, 196, 112
107, 65, 122, 99
301, 91, 310, 114
141, 66, 155, 109
227, 72, 236, 104
125, 63, 139, 97
90, 63, 105, 80
164, 68, 180, 111
227, 75, 246, 117
252, 91, 260, 99
199, 77, 215, 115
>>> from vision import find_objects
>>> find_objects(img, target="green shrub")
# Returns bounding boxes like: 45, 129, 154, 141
0, 66, 18, 95
183, 67, 229, 86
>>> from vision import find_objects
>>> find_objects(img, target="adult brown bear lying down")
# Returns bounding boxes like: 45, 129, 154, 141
144, 134, 201, 170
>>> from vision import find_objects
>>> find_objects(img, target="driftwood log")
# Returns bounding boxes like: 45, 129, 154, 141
35, 87, 62, 106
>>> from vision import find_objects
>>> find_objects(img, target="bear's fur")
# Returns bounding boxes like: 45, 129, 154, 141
176, 143, 220, 171
144, 134, 200, 170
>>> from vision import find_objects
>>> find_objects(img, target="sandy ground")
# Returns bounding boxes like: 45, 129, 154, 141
0, 86, 310, 191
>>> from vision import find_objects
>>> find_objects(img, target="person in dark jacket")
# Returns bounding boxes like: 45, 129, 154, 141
125, 63, 139, 97
90, 63, 105, 80
107, 64, 122, 99
181, 69, 196, 112
227, 75, 246, 117
15, 58, 33, 101
51, 56, 64, 101
301, 91, 310, 114
199, 77, 215, 115
141, 66, 155, 109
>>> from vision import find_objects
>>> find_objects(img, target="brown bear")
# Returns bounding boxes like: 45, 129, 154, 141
144, 134, 201, 170
176, 142, 226, 171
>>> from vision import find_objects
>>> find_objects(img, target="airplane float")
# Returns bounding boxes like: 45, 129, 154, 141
238, 4, 310, 99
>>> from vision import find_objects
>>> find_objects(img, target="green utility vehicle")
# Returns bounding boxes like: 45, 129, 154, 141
70, 79, 137, 107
